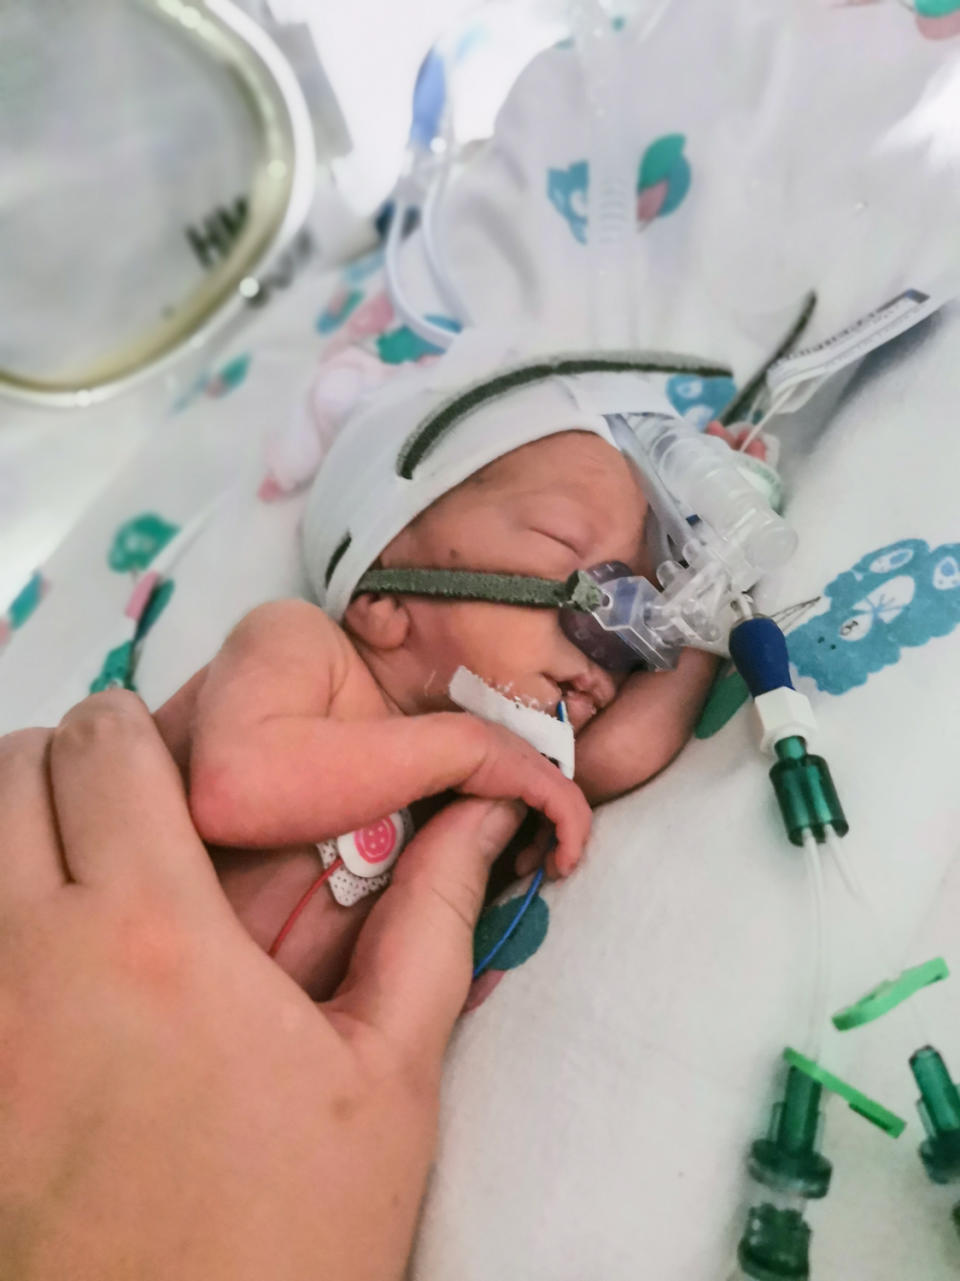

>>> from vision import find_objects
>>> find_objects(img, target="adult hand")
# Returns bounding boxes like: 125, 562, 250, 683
0, 691, 524, 1281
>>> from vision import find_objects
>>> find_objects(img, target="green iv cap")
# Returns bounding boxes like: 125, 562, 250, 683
749, 1067, 832, 1199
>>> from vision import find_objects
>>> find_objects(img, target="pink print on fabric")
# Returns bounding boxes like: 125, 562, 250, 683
917, 11, 960, 38
325, 291, 395, 355
124, 571, 162, 624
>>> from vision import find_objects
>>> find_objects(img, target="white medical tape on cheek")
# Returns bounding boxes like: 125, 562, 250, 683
447, 666, 576, 780
318, 808, 414, 907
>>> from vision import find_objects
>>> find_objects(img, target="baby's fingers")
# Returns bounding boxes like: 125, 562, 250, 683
514, 821, 555, 879
525, 769, 591, 878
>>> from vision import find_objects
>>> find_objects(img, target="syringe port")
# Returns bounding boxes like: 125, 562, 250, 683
737, 1203, 811, 1281
910, 1046, 960, 1184
748, 1068, 832, 1199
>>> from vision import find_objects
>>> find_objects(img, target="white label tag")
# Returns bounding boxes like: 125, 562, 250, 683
767, 289, 940, 397
448, 667, 576, 780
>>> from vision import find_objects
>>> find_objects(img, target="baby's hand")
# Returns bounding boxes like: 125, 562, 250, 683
457, 718, 591, 877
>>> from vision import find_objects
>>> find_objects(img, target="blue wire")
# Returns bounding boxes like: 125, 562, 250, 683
472, 867, 544, 979
471, 701, 564, 980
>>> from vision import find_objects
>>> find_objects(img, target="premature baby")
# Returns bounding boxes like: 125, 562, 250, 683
156, 421, 720, 998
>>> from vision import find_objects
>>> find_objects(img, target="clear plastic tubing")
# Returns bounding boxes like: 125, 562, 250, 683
801, 828, 829, 1063
646, 421, 798, 573
574, 0, 636, 348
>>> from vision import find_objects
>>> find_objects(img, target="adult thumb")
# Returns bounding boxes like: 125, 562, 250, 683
324, 798, 525, 1073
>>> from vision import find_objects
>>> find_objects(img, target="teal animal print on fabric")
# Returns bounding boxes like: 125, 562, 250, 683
547, 160, 589, 244
472, 891, 549, 972
548, 136, 691, 243
915, 0, 960, 40
0, 570, 49, 651
207, 353, 251, 397
108, 514, 179, 574
7, 571, 47, 630
316, 287, 364, 334
90, 641, 135, 693
666, 373, 737, 429
87, 576, 175, 695
376, 315, 461, 364
788, 539, 960, 695
636, 134, 691, 222
136, 578, 175, 640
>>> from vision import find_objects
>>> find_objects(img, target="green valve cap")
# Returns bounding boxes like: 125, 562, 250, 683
770, 739, 848, 847
748, 1067, 832, 1199
910, 1046, 960, 1183
737, 1203, 811, 1281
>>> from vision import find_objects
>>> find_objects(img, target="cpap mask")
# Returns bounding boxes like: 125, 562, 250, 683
355, 410, 797, 673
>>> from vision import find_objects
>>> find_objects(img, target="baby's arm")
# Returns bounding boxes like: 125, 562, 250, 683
573, 648, 718, 805
188, 600, 590, 873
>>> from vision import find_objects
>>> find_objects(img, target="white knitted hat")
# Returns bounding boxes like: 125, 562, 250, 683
301, 329, 719, 619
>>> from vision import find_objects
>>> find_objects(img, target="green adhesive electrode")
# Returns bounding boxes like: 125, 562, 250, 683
770, 737, 848, 847
737, 1203, 811, 1281
749, 1067, 832, 1198
833, 958, 949, 1032
910, 1046, 960, 1183
783, 1048, 906, 1138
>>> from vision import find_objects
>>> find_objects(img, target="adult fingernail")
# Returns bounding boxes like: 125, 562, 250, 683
479, 800, 527, 850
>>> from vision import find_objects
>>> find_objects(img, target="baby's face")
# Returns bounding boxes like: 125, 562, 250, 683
379, 431, 650, 731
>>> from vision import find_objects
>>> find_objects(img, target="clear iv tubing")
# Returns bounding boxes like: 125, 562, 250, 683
422, 139, 473, 325
575, 0, 636, 348
823, 825, 933, 1046
736, 387, 792, 455
823, 824, 897, 977
383, 184, 458, 350
801, 829, 829, 1062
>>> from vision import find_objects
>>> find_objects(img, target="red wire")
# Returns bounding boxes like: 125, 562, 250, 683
267, 857, 343, 959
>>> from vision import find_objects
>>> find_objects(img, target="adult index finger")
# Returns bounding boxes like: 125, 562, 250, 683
48, 691, 222, 904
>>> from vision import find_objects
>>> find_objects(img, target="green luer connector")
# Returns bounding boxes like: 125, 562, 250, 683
749, 1067, 832, 1199
737, 1203, 811, 1281
770, 737, 848, 847
910, 1046, 960, 1183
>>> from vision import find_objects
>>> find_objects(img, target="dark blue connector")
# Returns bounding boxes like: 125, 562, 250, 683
729, 616, 793, 697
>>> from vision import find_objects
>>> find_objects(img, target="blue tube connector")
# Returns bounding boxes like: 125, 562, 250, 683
729, 616, 793, 697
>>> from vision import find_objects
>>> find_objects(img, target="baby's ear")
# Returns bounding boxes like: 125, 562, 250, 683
343, 592, 410, 651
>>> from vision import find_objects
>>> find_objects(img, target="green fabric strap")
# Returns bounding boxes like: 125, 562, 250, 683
353, 567, 604, 612
719, 290, 817, 425
398, 351, 733, 479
